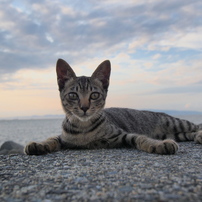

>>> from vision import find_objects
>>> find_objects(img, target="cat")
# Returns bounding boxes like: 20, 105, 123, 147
25, 59, 202, 155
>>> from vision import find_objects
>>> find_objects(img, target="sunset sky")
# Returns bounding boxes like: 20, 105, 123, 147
0, 0, 202, 118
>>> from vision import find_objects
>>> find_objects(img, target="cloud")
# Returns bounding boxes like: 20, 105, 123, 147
1, 0, 202, 117
0, 67, 57, 90
152, 54, 161, 60
0, 0, 202, 75
152, 85, 202, 94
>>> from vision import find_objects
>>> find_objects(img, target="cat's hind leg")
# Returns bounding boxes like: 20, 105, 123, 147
193, 130, 202, 144
170, 130, 202, 144
25, 136, 61, 155
157, 116, 202, 144
195, 124, 202, 143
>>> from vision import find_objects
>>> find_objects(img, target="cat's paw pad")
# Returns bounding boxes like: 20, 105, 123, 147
194, 131, 202, 144
150, 139, 179, 155
25, 142, 50, 155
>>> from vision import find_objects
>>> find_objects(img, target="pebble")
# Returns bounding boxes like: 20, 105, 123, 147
0, 142, 202, 201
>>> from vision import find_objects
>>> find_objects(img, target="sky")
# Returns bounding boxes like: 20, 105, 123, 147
0, 0, 202, 118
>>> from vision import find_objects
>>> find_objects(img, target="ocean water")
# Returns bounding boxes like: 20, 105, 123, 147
0, 119, 63, 146
0, 115, 202, 147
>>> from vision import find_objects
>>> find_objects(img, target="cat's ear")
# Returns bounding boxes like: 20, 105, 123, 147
91, 60, 111, 90
56, 59, 76, 91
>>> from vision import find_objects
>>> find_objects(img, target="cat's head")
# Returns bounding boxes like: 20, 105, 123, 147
56, 59, 111, 121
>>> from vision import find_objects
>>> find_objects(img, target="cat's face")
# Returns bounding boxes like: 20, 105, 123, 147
56, 59, 111, 121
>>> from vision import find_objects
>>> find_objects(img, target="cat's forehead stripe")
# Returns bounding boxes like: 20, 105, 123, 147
77, 76, 92, 91
67, 76, 100, 92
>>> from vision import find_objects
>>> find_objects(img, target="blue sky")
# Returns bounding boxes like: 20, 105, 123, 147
0, 0, 202, 118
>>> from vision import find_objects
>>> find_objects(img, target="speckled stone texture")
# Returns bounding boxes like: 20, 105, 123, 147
1, 142, 202, 201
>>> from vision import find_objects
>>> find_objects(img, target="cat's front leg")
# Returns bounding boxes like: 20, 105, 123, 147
116, 133, 179, 154
25, 136, 61, 155
135, 135, 179, 155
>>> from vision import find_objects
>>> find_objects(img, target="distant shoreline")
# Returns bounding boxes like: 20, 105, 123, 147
1, 109, 202, 121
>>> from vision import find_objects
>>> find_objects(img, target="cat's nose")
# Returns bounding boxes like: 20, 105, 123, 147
80, 106, 89, 113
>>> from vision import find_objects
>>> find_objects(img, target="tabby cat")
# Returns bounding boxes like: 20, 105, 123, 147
25, 59, 202, 155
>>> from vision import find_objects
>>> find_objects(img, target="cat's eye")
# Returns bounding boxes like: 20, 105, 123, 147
90, 92, 100, 100
68, 93, 78, 100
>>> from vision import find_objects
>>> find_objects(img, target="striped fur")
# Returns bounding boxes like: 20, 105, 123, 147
25, 59, 202, 155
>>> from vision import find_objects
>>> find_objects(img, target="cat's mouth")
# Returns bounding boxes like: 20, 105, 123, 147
78, 115, 91, 122
73, 112, 92, 122
81, 112, 92, 120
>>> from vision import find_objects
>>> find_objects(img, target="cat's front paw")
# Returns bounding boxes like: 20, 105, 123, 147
25, 142, 50, 155
194, 131, 202, 144
149, 139, 179, 155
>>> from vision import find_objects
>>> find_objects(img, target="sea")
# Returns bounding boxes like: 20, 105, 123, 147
0, 118, 63, 146
0, 114, 202, 147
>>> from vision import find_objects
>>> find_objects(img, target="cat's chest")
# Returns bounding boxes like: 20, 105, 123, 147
61, 124, 106, 147
61, 116, 108, 146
